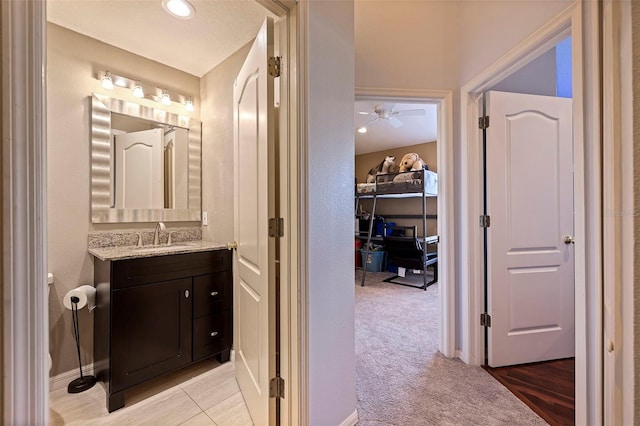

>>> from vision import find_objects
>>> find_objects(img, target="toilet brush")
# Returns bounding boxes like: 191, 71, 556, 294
68, 296, 96, 393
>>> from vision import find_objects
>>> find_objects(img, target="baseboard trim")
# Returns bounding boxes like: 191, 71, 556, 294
339, 409, 358, 426
456, 349, 466, 362
49, 364, 95, 392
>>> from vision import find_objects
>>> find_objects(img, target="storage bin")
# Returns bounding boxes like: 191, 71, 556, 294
384, 222, 396, 236
360, 250, 385, 272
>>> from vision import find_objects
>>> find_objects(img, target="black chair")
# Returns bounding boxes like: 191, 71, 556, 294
382, 225, 438, 290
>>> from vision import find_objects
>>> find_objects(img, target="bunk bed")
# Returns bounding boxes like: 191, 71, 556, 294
355, 169, 439, 290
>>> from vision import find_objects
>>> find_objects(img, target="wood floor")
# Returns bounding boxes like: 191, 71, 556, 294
484, 358, 575, 426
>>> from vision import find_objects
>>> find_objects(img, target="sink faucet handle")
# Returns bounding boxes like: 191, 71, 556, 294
167, 231, 176, 245
136, 232, 143, 247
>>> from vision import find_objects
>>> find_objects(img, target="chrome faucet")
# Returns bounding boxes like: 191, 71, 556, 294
153, 222, 166, 245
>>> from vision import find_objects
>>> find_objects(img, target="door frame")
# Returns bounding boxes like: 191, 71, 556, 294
1, 1, 49, 423
2, 0, 303, 424
459, 2, 601, 424
354, 87, 455, 357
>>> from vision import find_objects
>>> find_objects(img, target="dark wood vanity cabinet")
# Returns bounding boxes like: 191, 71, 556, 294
94, 250, 232, 412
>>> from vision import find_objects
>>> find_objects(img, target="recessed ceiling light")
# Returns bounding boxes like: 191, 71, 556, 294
162, 0, 195, 19
357, 126, 367, 134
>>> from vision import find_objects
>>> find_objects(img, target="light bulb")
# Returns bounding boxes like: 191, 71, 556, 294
101, 71, 114, 90
162, 0, 195, 19
357, 126, 367, 134
161, 89, 171, 105
133, 81, 144, 98
185, 97, 194, 112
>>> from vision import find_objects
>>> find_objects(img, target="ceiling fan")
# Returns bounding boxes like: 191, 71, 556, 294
357, 103, 426, 133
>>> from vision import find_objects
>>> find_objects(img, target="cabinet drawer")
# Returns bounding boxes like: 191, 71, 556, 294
193, 310, 232, 361
112, 250, 230, 289
193, 272, 232, 317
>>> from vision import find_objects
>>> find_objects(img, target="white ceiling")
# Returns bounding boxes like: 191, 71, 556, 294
47, 1, 438, 154
354, 101, 438, 155
47, 0, 276, 77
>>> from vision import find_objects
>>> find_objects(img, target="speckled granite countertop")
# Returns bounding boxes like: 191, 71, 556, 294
88, 240, 228, 261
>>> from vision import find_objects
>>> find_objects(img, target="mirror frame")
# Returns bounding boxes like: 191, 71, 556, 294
91, 93, 202, 223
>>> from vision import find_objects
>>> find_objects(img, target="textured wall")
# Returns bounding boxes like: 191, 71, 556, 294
200, 42, 251, 245
47, 24, 200, 376
307, 0, 357, 424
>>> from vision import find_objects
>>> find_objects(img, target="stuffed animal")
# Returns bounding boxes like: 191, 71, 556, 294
366, 156, 396, 183
398, 152, 427, 172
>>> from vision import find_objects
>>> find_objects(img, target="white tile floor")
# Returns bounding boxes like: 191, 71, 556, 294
49, 359, 253, 426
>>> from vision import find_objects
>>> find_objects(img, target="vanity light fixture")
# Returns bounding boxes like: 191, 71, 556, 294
101, 71, 114, 90
161, 89, 171, 105
185, 96, 195, 112
96, 70, 195, 112
162, 0, 196, 19
133, 81, 144, 98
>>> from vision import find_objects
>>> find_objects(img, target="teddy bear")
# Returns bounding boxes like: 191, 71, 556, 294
398, 152, 427, 172
366, 155, 396, 183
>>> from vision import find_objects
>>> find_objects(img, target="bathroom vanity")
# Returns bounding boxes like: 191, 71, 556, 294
91, 244, 232, 412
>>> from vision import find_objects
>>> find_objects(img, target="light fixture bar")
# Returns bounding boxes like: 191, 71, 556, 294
96, 70, 196, 112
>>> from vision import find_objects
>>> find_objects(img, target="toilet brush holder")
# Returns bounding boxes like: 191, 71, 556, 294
68, 296, 96, 393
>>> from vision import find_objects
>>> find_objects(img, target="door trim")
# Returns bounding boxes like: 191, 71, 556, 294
355, 87, 455, 358
601, 0, 634, 423
459, 2, 601, 424
1, 0, 49, 422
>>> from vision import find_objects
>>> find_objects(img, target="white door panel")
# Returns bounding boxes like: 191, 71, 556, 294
487, 91, 574, 367
114, 128, 163, 209
234, 17, 274, 425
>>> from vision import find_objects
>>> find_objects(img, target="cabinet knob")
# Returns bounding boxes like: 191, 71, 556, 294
210, 291, 219, 297
210, 331, 218, 337
185, 290, 189, 298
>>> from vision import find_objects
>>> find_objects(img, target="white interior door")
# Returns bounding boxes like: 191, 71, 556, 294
486, 90, 574, 367
114, 128, 163, 208
233, 18, 275, 425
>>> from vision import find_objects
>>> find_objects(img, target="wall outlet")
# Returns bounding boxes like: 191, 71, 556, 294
202, 212, 208, 226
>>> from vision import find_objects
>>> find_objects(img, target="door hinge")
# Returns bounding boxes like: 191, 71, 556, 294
269, 376, 285, 399
268, 56, 282, 78
478, 116, 490, 129
480, 215, 491, 228
269, 217, 284, 238
480, 313, 492, 327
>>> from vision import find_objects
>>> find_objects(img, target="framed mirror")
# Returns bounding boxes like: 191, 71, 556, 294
91, 93, 201, 223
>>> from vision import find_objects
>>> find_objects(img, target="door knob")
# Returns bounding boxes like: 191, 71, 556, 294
563, 235, 575, 245
227, 241, 238, 250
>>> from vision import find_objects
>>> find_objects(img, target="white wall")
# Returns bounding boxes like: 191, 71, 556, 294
200, 42, 252, 244
46, 23, 199, 375
457, 0, 573, 86
354, 0, 578, 355
306, 0, 357, 424
355, 0, 459, 90
491, 48, 557, 96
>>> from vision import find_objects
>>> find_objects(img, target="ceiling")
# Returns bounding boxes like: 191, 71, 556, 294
47, 0, 276, 77
47, 1, 438, 154
354, 101, 438, 155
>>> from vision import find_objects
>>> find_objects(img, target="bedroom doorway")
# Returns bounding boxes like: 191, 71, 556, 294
461, 6, 600, 424
354, 89, 466, 423
354, 88, 455, 357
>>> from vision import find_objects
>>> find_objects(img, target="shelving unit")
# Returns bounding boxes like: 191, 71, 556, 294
355, 170, 439, 290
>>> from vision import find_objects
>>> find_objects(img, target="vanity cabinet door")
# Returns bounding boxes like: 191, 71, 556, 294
111, 277, 192, 392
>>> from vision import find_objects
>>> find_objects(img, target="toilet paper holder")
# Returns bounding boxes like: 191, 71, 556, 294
65, 286, 97, 394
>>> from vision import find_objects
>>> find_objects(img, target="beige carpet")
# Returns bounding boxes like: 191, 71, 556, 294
355, 270, 548, 426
